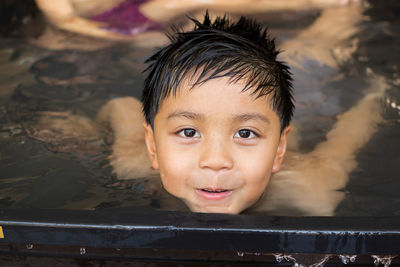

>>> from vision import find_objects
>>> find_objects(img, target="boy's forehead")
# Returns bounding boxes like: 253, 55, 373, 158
173, 75, 268, 101
156, 76, 279, 123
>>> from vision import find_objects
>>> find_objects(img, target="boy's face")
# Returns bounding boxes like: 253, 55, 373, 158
143, 77, 290, 214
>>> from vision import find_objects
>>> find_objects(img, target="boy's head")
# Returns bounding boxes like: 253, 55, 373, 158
141, 12, 294, 214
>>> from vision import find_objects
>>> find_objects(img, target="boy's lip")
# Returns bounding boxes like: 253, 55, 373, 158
195, 188, 233, 200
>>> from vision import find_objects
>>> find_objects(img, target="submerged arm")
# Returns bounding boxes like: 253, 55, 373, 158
253, 75, 388, 216
97, 97, 158, 180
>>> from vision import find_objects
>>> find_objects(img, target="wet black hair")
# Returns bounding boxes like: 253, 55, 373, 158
141, 11, 294, 132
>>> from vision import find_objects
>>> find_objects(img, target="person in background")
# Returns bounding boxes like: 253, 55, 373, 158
34, 0, 356, 40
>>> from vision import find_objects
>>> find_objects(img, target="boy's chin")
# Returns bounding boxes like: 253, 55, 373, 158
184, 202, 244, 215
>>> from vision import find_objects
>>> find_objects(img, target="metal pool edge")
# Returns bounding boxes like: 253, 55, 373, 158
0, 208, 399, 260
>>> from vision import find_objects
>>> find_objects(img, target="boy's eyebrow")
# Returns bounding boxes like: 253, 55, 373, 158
167, 110, 204, 120
167, 111, 270, 124
233, 113, 270, 124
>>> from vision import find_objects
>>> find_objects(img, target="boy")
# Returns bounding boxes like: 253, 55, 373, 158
137, 13, 294, 214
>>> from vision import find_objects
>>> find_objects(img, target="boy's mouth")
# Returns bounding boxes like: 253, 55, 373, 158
196, 188, 233, 200
202, 188, 228, 193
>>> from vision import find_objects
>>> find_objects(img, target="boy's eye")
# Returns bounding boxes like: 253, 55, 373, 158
178, 128, 200, 138
234, 129, 257, 139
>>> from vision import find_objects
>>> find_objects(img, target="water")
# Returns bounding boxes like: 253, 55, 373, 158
0, 1, 399, 217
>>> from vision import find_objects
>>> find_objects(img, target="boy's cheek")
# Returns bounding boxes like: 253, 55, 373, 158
157, 149, 194, 196
159, 173, 191, 204
241, 152, 275, 179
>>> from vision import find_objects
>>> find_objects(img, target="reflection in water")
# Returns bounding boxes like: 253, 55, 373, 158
0, 1, 399, 216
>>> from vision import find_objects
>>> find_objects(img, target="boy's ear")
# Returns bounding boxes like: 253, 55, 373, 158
143, 122, 160, 170
272, 126, 291, 173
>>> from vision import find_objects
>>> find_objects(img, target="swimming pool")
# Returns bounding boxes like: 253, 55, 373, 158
0, 0, 399, 265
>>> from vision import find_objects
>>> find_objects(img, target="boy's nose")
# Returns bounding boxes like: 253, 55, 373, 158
198, 138, 234, 171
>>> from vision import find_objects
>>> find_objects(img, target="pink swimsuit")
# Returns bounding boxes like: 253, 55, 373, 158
91, 0, 162, 35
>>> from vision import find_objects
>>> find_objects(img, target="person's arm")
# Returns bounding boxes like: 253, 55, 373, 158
252, 75, 387, 216
35, 0, 131, 39
140, 0, 355, 22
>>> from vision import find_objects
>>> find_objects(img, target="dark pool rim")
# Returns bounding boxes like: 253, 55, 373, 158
1, 208, 400, 259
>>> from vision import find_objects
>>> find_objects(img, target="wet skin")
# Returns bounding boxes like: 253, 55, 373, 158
143, 77, 290, 214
